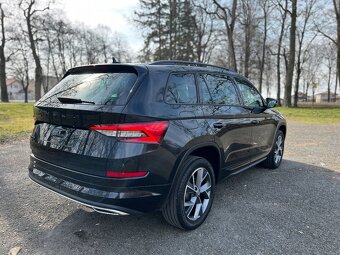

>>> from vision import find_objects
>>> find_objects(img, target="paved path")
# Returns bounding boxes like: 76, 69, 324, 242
0, 122, 339, 254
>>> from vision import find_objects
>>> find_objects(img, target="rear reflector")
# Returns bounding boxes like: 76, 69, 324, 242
106, 171, 148, 178
89, 121, 168, 144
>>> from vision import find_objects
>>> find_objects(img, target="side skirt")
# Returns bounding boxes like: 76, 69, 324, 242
221, 157, 267, 180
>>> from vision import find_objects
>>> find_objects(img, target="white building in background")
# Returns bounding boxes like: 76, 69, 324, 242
6, 76, 58, 101
6, 78, 34, 101
315, 91, 340, 103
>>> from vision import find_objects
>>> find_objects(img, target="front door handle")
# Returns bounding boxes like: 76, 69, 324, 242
213, 122, 224, 129
251, 120, 259, 124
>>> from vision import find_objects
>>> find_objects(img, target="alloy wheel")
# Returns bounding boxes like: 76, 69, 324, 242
184, 167, 212, 221
274, 135, 284, 164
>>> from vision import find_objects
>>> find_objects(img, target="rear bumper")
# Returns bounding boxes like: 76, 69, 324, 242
28, 154, 170, 214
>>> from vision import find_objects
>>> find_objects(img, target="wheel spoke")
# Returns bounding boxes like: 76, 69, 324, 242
196, 168, 204, 188
185, 196, 197, 216
186, 184, 195, 193
202, 171, 208, 183
201, 198, 209, 213
277, 136, 282, 145
191, 174, 195, 188
200, 183, 211, 193
193, 203, 202, 220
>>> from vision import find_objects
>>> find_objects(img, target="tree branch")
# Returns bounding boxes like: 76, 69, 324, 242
315, 24, 336, 45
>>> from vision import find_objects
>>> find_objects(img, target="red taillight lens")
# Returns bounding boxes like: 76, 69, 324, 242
89, 121, 168, 144
106, 171, 148, 178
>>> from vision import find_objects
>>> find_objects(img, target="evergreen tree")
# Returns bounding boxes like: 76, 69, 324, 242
135, 0, 198, 61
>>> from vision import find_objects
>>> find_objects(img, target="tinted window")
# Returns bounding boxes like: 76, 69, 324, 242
235, 79, 264, 107
165, 73, 197, 104
197, 75, 213, 104
40, 72, 138, 105
201, 74, 239, 105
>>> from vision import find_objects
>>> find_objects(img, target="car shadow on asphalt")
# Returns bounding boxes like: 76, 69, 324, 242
2, 159, 339, 254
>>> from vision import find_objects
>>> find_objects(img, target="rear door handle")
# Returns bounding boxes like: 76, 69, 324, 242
213, 122, 224, 129
251, 120, 259, 124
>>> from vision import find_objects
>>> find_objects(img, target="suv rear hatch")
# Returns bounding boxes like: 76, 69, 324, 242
31, 65, 145, 177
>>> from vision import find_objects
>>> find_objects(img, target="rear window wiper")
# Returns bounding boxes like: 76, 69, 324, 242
57, 96, 95, 105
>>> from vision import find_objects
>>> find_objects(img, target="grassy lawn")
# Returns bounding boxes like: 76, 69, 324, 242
0, 103, 34, 143
276, 107, 340, 124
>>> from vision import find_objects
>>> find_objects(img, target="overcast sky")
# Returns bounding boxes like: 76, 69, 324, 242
61, 0, 143, 53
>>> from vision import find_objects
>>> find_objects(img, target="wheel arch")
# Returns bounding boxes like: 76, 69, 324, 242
169, 142, 222, 189
278, 124, 287, 138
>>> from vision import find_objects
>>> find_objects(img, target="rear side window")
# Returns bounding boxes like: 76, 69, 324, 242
199, 74, 239, 105
197, 74, 213, 104
39, 72, 138, 105
165, 73, 197, 104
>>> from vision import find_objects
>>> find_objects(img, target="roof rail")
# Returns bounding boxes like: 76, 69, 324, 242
150, 60, 236, 73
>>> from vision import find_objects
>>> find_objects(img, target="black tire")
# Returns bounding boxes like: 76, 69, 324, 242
260, 130, 285, 169
162, 156, 215, 230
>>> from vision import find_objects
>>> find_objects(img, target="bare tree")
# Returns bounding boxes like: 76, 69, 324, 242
239, 0, 258, 77
0, 3, 9, 102
193, 0, 216, 63
324, 43, 336, 101
284, 0, 297, 107
335, 0, 340, 90
258, 0, 271, 94
19, 0, 49, 101
13, 43, 31, 103
96, 25, 111, 63
275, 0, 288, 106
316, 0, 339, 95
293, 0, 317, 107
302, 44, 323, 101
111, 32, 132, 62
205, 0, 238, 70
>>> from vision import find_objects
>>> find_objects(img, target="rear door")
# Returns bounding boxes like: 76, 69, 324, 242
162, 72, 206, 147
197, 73, 253, 172
31, 66, 142, 177
234, 78, 277, 162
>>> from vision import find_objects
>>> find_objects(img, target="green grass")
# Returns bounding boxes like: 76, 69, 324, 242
0, 103, 34, 143
276, 107, 340, 124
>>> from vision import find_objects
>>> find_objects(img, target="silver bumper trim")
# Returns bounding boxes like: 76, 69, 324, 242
30, 178, 129, 216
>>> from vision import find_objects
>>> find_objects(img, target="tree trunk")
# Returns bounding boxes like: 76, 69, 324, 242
0, 57, 8, 102
337, 16, 340, 91
276, 0, 288, 106
294, 36, 303, 107
244, 27, 250, 77
284, 0, 297, 107
294, 64, 301, 107
327, 65, 332, 102
276, 10, 286, 106
306, 82, 310, 102
259, 2, 268, 94
227, 25, 237, 71
26, 16, 43, 101
0, 4, 8, 102
336, 0, 340, 90
24, 87, 28, 103
335, 72, 338, 101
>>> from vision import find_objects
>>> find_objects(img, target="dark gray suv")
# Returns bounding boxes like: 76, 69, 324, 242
29, 60, 286, 230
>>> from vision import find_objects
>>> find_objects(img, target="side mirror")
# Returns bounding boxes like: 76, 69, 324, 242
266, 98, 277, 108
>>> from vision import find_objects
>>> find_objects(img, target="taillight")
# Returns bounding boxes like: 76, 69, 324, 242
106, 171, 148, 178
89, 121, 168, 144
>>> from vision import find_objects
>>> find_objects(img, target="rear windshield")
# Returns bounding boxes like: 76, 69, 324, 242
39, 72, 138, 105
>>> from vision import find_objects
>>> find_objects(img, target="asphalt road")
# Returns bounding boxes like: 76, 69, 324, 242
1, 122, 339, 255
